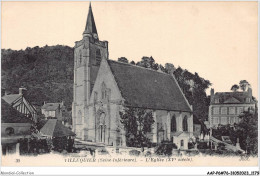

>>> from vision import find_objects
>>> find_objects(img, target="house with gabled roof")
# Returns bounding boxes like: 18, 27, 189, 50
41, 101, 66, 122
209, 88, 257, 128
2, 88, 37, 122
72, 4, 194, 149
39, 119, 75, 138
1, 99, 33, 155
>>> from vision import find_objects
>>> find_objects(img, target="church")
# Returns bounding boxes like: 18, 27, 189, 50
72, 4, 194, 150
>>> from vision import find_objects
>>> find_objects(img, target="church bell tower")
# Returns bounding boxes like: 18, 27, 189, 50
72, 3, 109, 140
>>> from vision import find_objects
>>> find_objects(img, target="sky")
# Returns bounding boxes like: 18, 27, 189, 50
1, 1, 258, 98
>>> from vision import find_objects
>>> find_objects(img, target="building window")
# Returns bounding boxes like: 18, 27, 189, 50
107, 89, 111, 101
229, 107, 235, 115
213, 107, 219, 115
78, 50, 82, 66
101, 82, 107, 100
234, 117, 239, 124
213, 117, 219, 124
96, 49, 101, 58
246, 98, 251, 103
181, 140, 184, 147
94, 92, 98, 103
221, 107, 227, 115
171, 115, 176, 132
48, 111, 55, 117
99, 112, 106, 126
183, 116, 188, 132
215, 99, 219, 103
244, 106, 249, 112
220, 117, 228, 125
229, 117, 234, 124
237, 107, 244, 114
96, 49, 101, 65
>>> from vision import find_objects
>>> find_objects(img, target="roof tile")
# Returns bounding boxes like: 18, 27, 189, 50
213, 91, 255, 104
107, 60, 192, 112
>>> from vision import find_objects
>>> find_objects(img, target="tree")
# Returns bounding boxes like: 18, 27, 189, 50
231, 84, 239, 92
120, 107, 154, 148
165, 63, 175, 74
1, 45, 74, 112
130, 60, 136, 65
118, 57, 129, 63
212, 108, 258, 156
239, 80, 250, 92
136, 56, 158, 70
236, 110, 258, 155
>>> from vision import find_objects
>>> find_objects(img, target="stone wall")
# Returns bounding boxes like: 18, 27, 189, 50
72, 35, 108, 139
150, 110, 193, 144
87, 58, 124, 146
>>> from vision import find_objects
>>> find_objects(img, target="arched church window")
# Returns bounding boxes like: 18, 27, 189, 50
96, 49, 101, 65
101, 82, 107, 100
78, 50, 82, 66
183, 115, 188, 132
77, 110, 82, 124
96, 110, 106, 143
99, 112, 105, 125
181, 140, 184, 147
171, 115, 176, 132
96, 49, 101, 58
75, 53, 77, 66
94, 92, 98, 103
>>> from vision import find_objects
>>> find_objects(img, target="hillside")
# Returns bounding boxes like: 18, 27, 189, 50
1, 45, 74, 110
1, 45, 211, 121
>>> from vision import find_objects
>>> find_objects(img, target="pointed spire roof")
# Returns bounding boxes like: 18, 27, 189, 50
83, 3, 98, 38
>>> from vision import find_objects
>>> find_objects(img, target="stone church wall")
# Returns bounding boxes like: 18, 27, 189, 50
87, 59, 124, 145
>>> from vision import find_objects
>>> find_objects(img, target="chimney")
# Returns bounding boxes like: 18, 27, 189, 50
248, 87, 252, 98
44, 101, 46, 105
210, 88, 214, 103
19, 87, 27, 95
61, 101, 64, 106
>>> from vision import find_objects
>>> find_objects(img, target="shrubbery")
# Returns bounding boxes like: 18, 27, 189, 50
155, 141, 177, 156
129, 150, 141, 156
197, 141, 210, 149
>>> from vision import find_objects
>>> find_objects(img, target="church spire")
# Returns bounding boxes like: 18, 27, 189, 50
83, 3, 98, 39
